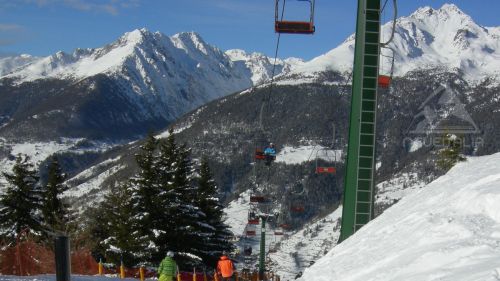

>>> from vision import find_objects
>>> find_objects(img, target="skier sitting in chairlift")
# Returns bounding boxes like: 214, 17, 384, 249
264, 143, 276, 165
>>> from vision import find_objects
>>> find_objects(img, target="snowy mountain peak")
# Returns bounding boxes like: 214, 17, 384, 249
171, 31, 212, 55
225, 48, 304, 84
411, 3, 465, 18
293, 3, 500, 83
120, 28, 151, 45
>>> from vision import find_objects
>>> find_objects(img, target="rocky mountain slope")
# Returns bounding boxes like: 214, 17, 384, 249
0, 29, 297, 142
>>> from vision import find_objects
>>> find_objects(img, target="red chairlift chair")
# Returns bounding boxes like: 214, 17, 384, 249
250, 194, 266, 203
279, 223, 291, 229
255, 148, 266, 160
275, 0, 315, 34
315, 146, 337, 175
248, 211, 260, 225
291, 204, 305, 213
316, 166, 337, 174
378, 47, 395, 88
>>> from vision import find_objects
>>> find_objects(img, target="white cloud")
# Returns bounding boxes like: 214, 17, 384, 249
0, 23, 25, 46
3, 0, 141, 15
0, 24, 23, 31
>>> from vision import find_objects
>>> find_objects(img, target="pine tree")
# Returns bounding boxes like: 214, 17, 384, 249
170, 143, 212, 266
99, 183, 149, 267
40, 156, 71, 234
437, 134, 466, 171
150, 131, 180, 262
0, 154, 42, 243
195, 157, 234, 266
130, 132, 159, 244
154, 133, 211, 267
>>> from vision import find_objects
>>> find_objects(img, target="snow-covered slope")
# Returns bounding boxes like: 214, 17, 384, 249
294, 3, 500, 83
300, 152, 500, 281
225, 49, 304, 85
3, 29, 243, 84
0, 54, 40, 76
268, 208, 342, 281
2, 29, 252, 107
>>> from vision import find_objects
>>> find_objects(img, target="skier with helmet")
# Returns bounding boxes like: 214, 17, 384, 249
158, 251, 178, 281
263, 142, 276, 166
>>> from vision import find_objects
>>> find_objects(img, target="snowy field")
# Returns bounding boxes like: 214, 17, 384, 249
275, 146, 342, 165
300, 152, 500, 281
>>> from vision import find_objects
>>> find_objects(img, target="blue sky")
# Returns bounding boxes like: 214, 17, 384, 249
0, 0, 499, 60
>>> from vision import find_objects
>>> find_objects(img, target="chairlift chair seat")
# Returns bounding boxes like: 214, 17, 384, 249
250, 195, 266, 203
275, 21, 315, 34
279, 223, 291, 229
378, 75, 391, 88
291, 205, 305, 213
248, 218, 260, 225
316, 167, 337, 174
255, 148, 266, 160
275, 0, 315, 34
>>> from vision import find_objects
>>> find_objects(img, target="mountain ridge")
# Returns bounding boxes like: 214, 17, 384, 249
290, 3, 500, 84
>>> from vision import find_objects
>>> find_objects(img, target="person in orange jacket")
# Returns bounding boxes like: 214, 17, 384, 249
216, 251, 235, 281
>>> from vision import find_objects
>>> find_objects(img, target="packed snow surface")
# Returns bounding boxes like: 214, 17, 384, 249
300, 152, 500, 281
269, 208, 342, 281
224, 190, 251, 236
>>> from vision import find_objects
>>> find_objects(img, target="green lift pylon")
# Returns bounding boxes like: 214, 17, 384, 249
258, 216, 266, 280
339, 0, 382, 242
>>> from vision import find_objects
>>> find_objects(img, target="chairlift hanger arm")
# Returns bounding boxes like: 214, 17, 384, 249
380, 0, 398, 47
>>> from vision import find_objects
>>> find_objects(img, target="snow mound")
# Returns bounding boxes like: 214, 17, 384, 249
300, 152, 500, 281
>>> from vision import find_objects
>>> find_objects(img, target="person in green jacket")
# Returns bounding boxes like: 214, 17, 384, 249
158, 251, 178, 281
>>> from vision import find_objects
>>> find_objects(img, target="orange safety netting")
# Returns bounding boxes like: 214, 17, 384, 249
0, 239, 55, 275
0, 238, 98, 276
71, 248, 99, 275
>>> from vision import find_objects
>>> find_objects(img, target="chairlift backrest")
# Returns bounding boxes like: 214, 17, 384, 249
315, 147, 337, 174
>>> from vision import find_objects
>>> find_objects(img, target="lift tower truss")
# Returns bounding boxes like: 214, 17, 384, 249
340, 0, 382, 242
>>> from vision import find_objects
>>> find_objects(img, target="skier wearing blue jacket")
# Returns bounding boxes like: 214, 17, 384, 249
264, 143, 276, 165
